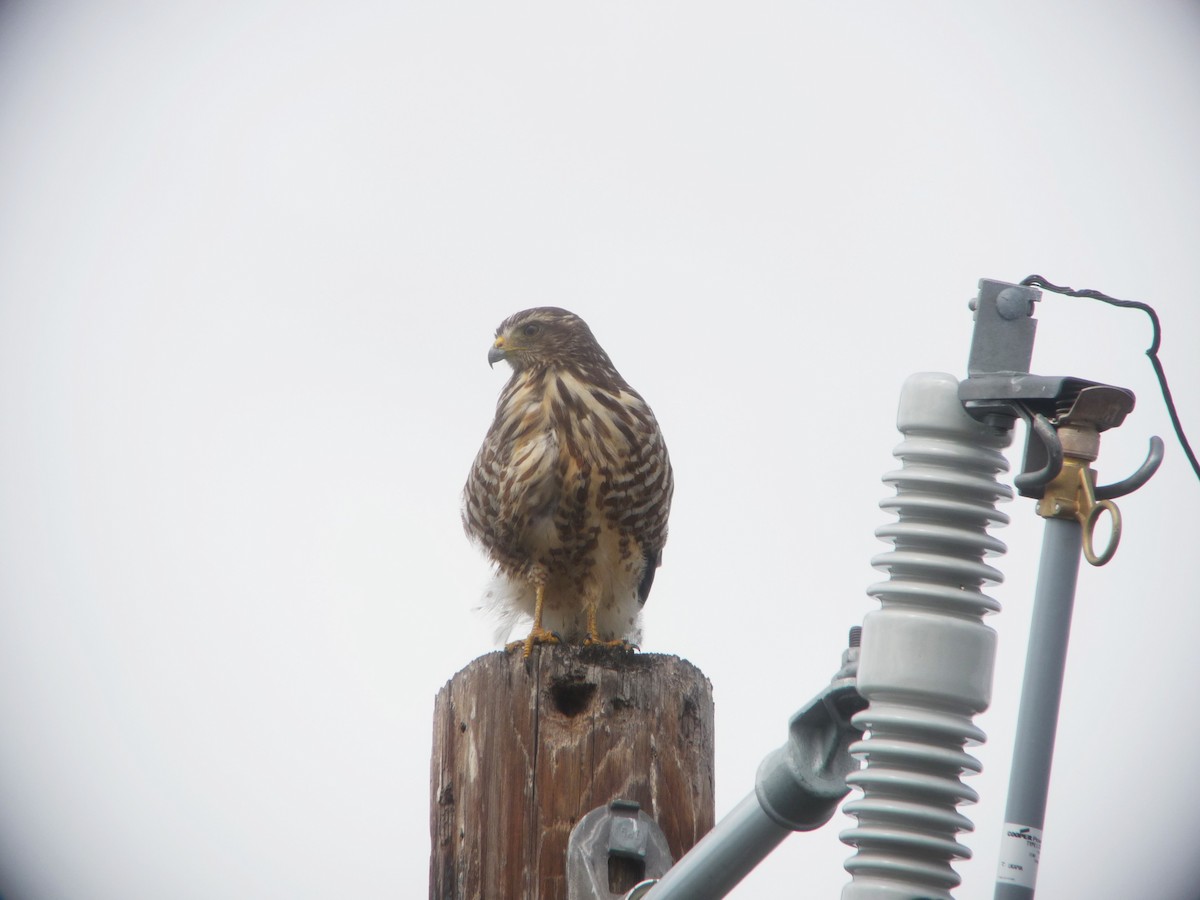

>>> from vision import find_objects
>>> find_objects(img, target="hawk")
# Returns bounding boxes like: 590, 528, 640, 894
463, 307, 673, 657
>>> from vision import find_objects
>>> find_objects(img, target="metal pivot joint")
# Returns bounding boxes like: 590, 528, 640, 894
1023, 388, 1163, 566
1012, 388, 1162, 567
1035, 411, 1114, 566
756, 629, 866, 834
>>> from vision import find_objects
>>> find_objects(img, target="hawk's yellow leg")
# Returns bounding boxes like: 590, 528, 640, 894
583, 603, 636, 652
510, 583, 559, 659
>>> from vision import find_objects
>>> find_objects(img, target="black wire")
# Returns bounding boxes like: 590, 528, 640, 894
1020, 274, 1200, 484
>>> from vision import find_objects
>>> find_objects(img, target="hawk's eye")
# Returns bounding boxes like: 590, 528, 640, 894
522, 323, 541, 337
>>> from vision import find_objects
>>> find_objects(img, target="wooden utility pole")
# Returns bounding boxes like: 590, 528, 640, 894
430, 646, 715, 900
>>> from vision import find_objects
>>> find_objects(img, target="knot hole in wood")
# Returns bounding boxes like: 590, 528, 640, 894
548, 674, 597, 717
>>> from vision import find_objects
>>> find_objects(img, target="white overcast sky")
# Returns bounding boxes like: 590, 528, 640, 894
2, 3, 1199, 899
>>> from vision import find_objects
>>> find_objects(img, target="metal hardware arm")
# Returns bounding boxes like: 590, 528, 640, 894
631, 637, 864, 900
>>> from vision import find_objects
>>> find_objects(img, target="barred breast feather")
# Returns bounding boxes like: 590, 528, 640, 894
463, 307, 672, 646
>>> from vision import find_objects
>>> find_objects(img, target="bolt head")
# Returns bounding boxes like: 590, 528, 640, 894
996, 286, 1033, 320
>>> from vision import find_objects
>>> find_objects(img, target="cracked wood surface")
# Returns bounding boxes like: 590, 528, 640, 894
430, 646, 715, 900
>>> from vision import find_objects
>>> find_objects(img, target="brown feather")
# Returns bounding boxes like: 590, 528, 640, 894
463, 308, 673, 643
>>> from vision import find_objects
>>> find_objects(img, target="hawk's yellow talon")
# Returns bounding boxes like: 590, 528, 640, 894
507, 627, 560, 658
583, 635, 637, 653
505, 583, 560, 658
583, 603, 635, 650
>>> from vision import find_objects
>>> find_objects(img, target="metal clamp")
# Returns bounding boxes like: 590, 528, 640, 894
1037, 459, 1121, 566
961, 346, 1162, 567
1027, 385, 1164, 566
567, 799, 673, 900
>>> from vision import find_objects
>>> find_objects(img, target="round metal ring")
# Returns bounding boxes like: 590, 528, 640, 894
1082, 498, 1121, 566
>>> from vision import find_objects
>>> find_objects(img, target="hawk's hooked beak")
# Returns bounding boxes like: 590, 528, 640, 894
488, 337, 507, 368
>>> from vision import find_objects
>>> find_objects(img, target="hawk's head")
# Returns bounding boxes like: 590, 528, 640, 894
488, 307, 610, 373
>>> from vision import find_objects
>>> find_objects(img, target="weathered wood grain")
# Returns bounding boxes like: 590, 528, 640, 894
430, 646, 715, 900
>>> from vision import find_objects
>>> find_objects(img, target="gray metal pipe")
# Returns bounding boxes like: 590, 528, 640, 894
636, 792, 789, 900
632, 636, 863, 900
994, 517, 1082, 899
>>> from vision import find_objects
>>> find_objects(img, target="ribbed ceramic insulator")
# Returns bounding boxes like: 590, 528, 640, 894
841, 373, 1013, 900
